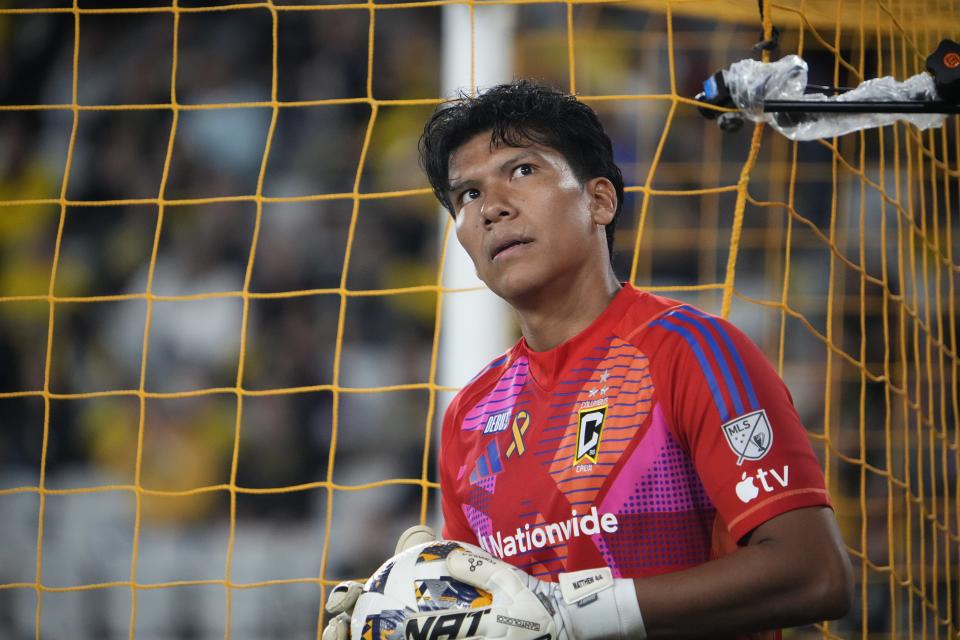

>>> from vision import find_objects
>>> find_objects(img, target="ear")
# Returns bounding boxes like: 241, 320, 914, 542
586, 177, 617, 226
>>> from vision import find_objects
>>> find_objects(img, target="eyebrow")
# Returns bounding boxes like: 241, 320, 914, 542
447, 150, 540, 194
446, 177, 471, 195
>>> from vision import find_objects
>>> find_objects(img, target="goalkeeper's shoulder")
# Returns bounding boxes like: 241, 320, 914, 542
462, 347, 517, 389
443, 347, 518, 426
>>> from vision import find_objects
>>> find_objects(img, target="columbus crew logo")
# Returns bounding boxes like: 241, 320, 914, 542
574, 405, 607, 465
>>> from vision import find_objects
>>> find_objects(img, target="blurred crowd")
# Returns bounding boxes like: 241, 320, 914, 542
1, 4, 956, 638
1, 7, 447, 637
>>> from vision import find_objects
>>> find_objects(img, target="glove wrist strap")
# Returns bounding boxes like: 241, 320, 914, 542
557, 568, 646, 640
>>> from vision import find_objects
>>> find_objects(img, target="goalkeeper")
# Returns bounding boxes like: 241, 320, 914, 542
330, 80, 852, 640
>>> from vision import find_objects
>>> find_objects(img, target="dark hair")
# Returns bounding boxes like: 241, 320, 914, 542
418, 80, 624, 259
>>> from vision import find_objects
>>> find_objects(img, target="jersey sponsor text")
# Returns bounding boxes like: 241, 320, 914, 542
735, 465, 789, 503
477, 507, 619, 559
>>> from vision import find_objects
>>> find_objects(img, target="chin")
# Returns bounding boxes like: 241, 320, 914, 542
485, 270, 550, 306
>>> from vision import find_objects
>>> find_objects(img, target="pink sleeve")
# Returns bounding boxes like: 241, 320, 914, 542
650, 307, 831, 543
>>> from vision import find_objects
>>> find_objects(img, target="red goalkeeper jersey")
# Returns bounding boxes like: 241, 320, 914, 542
440, 284, 831, 629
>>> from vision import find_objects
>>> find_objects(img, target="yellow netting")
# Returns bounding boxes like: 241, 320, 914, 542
0, 0, 956, 638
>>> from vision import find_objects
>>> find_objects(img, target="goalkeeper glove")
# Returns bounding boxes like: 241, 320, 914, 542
322, 525, 438, 640
403, 547, 645, 640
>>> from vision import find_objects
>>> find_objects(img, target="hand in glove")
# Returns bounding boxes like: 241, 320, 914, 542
322, 525, 438, 640
402, 547, 645, 640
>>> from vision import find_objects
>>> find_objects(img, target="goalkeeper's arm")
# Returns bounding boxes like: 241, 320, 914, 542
431, 506, 850, 640
626, 506, 851, 637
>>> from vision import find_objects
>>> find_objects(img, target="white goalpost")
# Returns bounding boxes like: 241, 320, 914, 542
438, 4, 518, 391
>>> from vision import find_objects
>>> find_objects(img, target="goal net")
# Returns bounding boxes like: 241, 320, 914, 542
0, 1, 956, 638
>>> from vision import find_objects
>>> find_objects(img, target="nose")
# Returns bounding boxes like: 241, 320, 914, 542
480, 185, 517, 225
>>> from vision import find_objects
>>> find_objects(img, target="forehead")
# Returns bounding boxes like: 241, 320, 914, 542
447, 131, 566, 178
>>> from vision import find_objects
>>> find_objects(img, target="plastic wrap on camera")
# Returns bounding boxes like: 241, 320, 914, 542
724, 55, 946, 140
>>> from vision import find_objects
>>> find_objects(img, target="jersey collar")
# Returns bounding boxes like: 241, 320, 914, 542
515, 283, 640, 389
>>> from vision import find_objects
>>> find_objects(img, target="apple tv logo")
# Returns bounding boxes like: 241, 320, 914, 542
735, 465, 790, 503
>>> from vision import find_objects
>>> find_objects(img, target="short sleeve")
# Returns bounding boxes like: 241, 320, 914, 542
439, 399, 478, 543
649, 306, 831, 543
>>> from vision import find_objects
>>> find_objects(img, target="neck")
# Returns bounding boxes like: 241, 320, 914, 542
513, 266, 621, 352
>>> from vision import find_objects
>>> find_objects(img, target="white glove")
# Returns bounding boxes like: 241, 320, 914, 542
322, 525, 438, 640
403, 547, 645, 640
323, 581, 364, 640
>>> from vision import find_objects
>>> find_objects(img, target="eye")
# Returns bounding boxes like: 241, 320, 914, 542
460, 188, 480, 204
512, 164, 534, 178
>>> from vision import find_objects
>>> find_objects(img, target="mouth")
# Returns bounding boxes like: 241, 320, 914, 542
490, 238, 533, 261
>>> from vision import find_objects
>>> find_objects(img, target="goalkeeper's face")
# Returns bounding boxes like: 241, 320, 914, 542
447, 132, 616, 304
